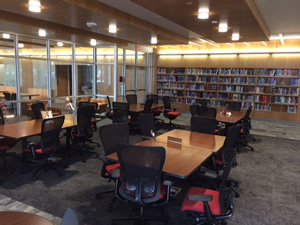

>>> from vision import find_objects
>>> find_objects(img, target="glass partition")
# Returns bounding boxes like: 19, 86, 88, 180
18, 36, 47, 58
0, 32, 15, 56
50, 41, 73, 62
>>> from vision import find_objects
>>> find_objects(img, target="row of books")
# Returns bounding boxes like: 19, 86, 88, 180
257, 68, 300, 77
287, 106, 297, 113
219, 85, 245, 92
185, 91, 202, 98
254, 104, 272, 111
271, 87, 299, 95
157, 68, 185, 74
219, 68, 256, 76
256, 95, 269, 103
186, 68, 219, 75
186, 84, 205, 90
219, 77, 256, 84
274, 96, 297, 104
157, 82, 185, 89
157, 75, 186, 82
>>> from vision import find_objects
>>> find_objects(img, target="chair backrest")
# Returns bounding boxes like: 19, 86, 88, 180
107, 96, 112, 109
218, 147, 236, 214
198, 99, 208, 107
31, 102, 46, 119
61, 207, 79, 225
190, 105, 199, 116
225, 101, 241, 111
138, 113, 156, 137
3, 92, 11, 101
223, 124, 242, 148
143, 99, 154, 113
10, 93, 16, 100
146, 94, 159, 104
126, 94, 137, 105
78, 101, 91, 108
117, 143, 166, 204
40, 115, 65, 153
198, 106, 217, 118
0, 107, 5, 125
99, 123, 129, 156
190, 116, 218, 135
162, 96, 171, 110
242, 105, 253, 133
76, 105, 94, 137
112, 102, 129, 123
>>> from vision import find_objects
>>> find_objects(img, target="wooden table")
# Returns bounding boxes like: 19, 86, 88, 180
0, 211, 53, 225
216, 108, 245, 124
129, 103, 164, 113
154, 129, 225, 153
106, 130, 225, 179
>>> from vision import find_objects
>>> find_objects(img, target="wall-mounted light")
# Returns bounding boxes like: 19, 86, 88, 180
18, 43, 24, 48
90, 39, 97, 46
151, 36, 157, 44
218, 23, 228, 32
198, 8, 209, 19
38, 29, 46, 37
109, 24, 117, 33
57, 42, 64, 47
232, 33, 239, 41
28, 0, 41, 13
2, 33, 10, 39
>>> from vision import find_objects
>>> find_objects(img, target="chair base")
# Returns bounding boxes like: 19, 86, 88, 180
163, 120, 180, 130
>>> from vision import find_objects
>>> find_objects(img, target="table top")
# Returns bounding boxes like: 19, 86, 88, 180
216, 108, 245, 124
107, 139, 212, 179
0, 211, 53, 225
129, 103, 164, 113
154, 129, 226, 153
0, 114, 99, 139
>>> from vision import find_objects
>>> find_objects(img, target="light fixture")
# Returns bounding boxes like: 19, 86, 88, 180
38, 28, 46, 37
261, 41, 267, 46
109, 24, 117, 33
232, 33, 239, 41
189, 41, 204, 47
279, 33, 285, 45
2, 33, 10, 39
198, 8, 209, 19
244, 42, 250, 46
90, 39, 97, 46
57, 42, 64, 47
86, 21, 97, 28
28, 0, 41, 13
218, 23, 228, 32
227, 43, 234, 47
151, 36, 157, 44
18, 43, 24, 48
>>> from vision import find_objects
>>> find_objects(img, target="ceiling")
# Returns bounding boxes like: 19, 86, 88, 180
0, 0, 299, 47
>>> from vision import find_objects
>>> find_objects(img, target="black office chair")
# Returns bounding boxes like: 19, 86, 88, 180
112, 143, 171, 225
225, 101, 242, 111
126, 94, 137, 105
78, 101, 98, 131
181, 147, 236, 225
146, 94, 164, 127
190, 104, 199, 116
190, 116, 218, 135
31, 102, 45, 119
162, 96, 181, 130
22, 115, 65, 180
198, 106, 217, 118
96, 123, 129, 210
138, 113, 157, 140
106, 96, 114, 120
112, 102, 129, 123
199, 99, 209, 107
239, 105, 255, 151
71, 105, 98, 162
143, 98, 154, 113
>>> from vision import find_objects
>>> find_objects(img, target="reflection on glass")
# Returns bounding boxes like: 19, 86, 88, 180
77, 64, 93, 95
50, 41, 72, 62
18, 36, 47, 58
50, 61, 72, 98
96, 64, 114, 96
0, 32, 14, 56
97, 48, 115, 63
0, 57, 16, 87
75, 46, 93, 63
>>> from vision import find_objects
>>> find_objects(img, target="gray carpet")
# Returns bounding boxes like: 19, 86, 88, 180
0, 118, 300, 225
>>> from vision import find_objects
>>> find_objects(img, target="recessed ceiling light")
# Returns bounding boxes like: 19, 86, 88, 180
18, 43, 24, 48
2, 33, 10, 39
109, 24, 117, 33
57, 42, 64, 47
218, 23, 228, 32
28, 0, 41, 13
90, 39, 97, 46
198, 8, 209, 19
151, 36, 157, 44
232, 33, 239, 41
38, 28, 46, 37
211, 20, 218, 24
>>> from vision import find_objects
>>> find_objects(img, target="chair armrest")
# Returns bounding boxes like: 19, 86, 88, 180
111, 168, 120, 179
187, 194, 212, 202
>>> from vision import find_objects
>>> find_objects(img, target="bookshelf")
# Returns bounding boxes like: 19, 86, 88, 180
156, 67, 300, 120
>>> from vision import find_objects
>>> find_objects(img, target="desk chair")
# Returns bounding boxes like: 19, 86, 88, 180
162, 96, 181, 130
191, 116, 218, 135
71, 105, 98, 162
112, 102, 129, 123
112, 143, 171, 225
138, 113, 164, 141
96, 123, 129, 211
126, 94, 137, 105
23, 115, 65, 180
31, 102, 45, 119
106, 96, 114, 120
78, 101, 99, 132
143, 99, 154, 113
199, 99, 209, 107
225, 101, 241, 111
198, 106, 217, 118
239, 106, 255, 151
181, 147, 236, 225
61, 208, 79, 225
190, 104, 199, 116
146, 94, 164, 127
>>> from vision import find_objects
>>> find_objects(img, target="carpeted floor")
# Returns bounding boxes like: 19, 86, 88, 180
0, 118, 300, 225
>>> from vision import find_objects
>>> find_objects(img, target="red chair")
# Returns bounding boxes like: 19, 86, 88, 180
181, 147, 236, 225
162, 96, 181, 129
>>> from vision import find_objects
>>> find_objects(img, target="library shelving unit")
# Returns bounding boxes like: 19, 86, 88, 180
156, 67, 300, 120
